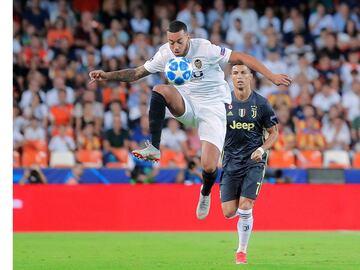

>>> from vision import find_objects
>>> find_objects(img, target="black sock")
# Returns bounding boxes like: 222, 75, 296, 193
149, 91, 167, 149
201, 168, 218, 196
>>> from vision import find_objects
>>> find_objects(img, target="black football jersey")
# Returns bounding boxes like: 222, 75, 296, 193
223, 91, 278, 171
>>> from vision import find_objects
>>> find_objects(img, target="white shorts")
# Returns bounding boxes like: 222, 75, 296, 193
173, 90, 227, 153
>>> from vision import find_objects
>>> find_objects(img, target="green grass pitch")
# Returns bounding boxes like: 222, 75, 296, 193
14, 232, 360, 270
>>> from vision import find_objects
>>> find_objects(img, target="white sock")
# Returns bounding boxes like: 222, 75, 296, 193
236, 208, 253, 253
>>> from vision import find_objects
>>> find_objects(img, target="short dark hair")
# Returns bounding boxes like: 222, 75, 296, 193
168, 20, 188, 33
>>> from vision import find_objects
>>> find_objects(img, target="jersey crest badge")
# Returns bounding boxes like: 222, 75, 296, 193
239, 108, 246, 117
220, 47, 226, 56
194, 59, 202, 69
251, 106, 257, 118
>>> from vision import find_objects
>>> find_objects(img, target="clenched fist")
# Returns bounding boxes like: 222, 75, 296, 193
250, 148, 264, 163
88, 70, 108, 84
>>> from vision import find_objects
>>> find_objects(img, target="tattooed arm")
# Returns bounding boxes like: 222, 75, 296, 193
89, 66, 151, 83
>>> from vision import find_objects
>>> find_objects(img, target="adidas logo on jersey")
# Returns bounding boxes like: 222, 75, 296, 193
227, 111, 233, 116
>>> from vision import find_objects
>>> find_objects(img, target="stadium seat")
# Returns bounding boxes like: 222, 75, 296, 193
352, 152, 360, 168
106, 162, 128, 168
13, 151, 21, 168
296, 150, 323, 168
111, 148, 129, 164
23, 140, 48, 152
21, 150, 48, 167
76, 150, 102, 168
323, 150, 350, 168
102, 87, 127, 107
160, 148, 186, 168
268, 150, 296, 168
50, 151, 76, 168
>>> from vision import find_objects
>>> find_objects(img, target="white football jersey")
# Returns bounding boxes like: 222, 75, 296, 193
144, 38, 232, 104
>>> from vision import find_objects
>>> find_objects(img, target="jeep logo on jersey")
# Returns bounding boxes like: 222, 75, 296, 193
194, 59, 202, 69
251, 106, 257, 118
229, 121, 255, 130
239, 109, 246, 117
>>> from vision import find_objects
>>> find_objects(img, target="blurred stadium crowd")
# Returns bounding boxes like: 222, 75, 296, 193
13, 0, 360, 171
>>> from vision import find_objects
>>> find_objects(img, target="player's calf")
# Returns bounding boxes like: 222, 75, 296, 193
149, 89, 168, 150
201, 168, 218, 196
237, 208, 253, 253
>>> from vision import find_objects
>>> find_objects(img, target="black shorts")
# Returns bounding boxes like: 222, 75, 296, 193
219, 164, 265, 203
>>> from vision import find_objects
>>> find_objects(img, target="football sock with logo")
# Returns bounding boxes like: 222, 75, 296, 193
237, 208, 253, 253
149, 91, 167, 150
201, 168, 218, 196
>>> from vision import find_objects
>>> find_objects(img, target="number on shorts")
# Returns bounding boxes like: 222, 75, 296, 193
256, 182, 262, 196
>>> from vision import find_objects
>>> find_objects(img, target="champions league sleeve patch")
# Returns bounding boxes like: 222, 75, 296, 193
220, 47, 226, 56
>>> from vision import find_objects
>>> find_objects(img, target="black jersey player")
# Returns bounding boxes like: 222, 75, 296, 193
221, 64, 279, 264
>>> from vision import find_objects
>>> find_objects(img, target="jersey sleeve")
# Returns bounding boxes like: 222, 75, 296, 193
143, 50, 165, 74
262, 101, 278, 128
207, 43, 232, 65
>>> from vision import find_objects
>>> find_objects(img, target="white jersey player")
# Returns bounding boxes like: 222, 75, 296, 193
89, 20, 291, 220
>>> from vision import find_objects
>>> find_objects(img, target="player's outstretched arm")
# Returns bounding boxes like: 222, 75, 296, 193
251, 125, 279, 162
229, 52, 292, 86
89, 65, 151, 84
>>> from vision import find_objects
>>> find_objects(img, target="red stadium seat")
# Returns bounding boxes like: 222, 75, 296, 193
268, 150, 296, 168
76, 150, 103, 168
296, 150, 323, 168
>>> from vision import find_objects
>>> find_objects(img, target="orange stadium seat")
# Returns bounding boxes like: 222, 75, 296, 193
76, 150, 103, 167
352, 152, 360, 168
113, 148, 129, 162
13, 151, 21, 168
296, 150, 323, 168
160, 148, 186, 168
268, 150, 296, 168
102, 87, 127, 107
106, 162, 128, 168
105, 148, 129, 168
23, 140, 48, 152
21, 150, 48, 167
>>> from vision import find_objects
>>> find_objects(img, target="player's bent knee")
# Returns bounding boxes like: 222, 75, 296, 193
201, 162, 217, 173
239, 198, 254, 210
222, 207, 238, 219
222, 204, 238, 219
153, 84, 172, 95
223, 210, 238, 219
